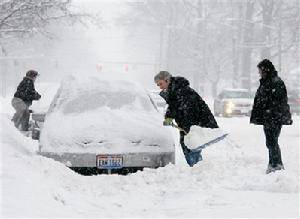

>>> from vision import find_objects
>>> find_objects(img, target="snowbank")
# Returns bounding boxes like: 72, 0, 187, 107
1, 93, 299, 217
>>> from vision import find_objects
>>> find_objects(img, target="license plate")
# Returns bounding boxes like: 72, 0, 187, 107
96, 155, 123, 169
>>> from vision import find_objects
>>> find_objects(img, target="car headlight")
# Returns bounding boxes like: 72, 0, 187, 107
224, 101, 235, 114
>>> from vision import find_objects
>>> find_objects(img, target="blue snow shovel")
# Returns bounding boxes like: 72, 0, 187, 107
171, 122, 228, 167
188, 133, 228, 166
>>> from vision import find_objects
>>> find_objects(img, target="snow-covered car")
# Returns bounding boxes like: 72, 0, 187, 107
214, 89, 253, 117
38, 76, 175, 174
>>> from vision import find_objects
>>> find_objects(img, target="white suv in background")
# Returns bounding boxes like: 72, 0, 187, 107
214, 89, 253, 117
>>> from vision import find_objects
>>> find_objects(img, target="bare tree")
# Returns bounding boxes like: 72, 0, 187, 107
121, 0, 300, 93
0, 0, 88, 40
0, 0, 101, 97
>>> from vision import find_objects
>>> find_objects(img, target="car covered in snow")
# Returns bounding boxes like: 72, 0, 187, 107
38, 76, 175, 174
214, 88, 253, 117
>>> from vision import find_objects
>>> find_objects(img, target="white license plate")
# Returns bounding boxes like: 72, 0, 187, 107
96, 155, 123, 169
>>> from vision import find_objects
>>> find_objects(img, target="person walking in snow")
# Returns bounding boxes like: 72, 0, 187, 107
250, 59, 292, 174
154, 71, 218, 164
11, 70, 41, 131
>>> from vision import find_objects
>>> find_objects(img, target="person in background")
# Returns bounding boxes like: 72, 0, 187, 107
11, 70, 41, 131
154, 71, 218, 165
250, 59, 292, 174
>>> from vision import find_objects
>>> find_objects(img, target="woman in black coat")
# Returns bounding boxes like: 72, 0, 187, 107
250, 59, 292, 174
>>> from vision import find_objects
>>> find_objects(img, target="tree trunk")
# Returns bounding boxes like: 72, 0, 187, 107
233, 3, 244, 88
260, 0, 274, 59
241, 0, 254, 90
193, 0, 204, 93
0, 44, 8, 97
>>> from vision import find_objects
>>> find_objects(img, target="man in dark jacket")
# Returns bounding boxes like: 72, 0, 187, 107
250, 59, 292, 174
11, 70, 41, 131
154, 71, 218, 161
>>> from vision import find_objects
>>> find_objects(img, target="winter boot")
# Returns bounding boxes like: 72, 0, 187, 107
274, 164, 285, 171
266, 165, 274, 174
266, 164, 285, 174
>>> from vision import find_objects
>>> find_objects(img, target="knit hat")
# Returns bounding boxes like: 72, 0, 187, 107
26, 70, 39, 78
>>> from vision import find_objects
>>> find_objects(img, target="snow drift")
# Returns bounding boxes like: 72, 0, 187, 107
1, 95, 299, 218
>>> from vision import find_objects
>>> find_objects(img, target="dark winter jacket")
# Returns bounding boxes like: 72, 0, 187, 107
250, 71, 292, 126
160, 76, 218, 133
14, 77, 41, 105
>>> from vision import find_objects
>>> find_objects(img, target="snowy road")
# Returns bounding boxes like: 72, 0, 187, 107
0, 112, 299, 218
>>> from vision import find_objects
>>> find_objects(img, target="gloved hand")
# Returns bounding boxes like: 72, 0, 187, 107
163, 117, 173, 126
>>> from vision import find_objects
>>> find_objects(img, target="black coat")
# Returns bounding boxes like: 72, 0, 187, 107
160, 76, 218, 133
14, 77, 41, 105
250, 71, 292, 126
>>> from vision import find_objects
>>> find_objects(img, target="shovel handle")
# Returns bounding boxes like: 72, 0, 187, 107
171, 123, 188, 135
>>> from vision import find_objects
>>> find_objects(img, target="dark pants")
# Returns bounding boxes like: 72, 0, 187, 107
11, 97, 31, 131
263, 125, 283, 168
179, 131, 190, 153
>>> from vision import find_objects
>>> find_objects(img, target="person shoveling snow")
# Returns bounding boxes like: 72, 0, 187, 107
154, 71, 223, 167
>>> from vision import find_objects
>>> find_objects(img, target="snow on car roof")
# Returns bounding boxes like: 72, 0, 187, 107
60, 75, 146, 95
49, 75, 155, 113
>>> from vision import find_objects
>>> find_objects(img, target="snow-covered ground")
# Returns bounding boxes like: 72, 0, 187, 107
0, 95, 299, 218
